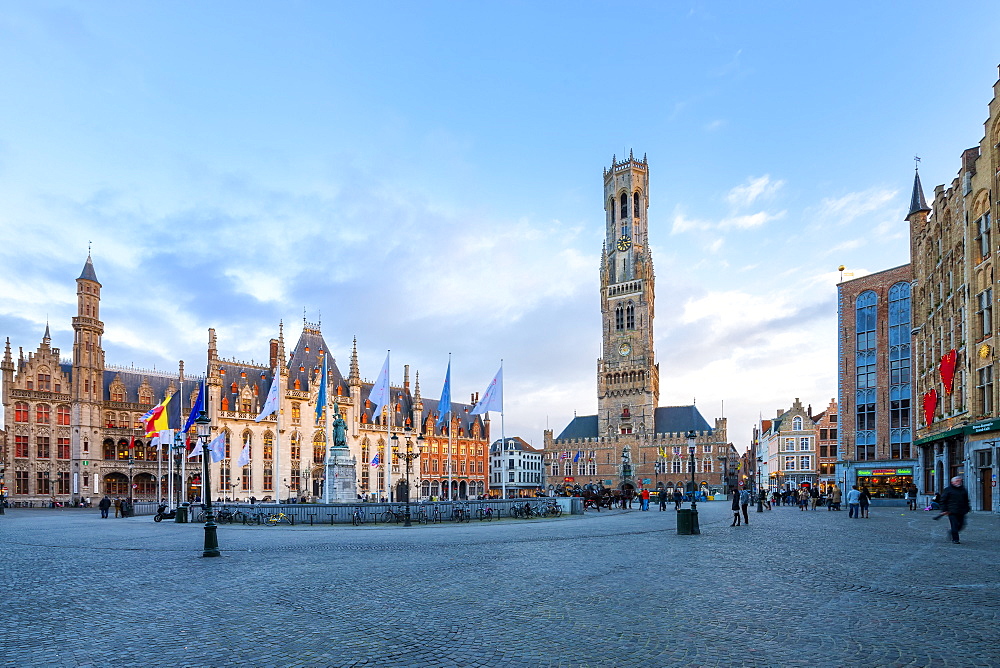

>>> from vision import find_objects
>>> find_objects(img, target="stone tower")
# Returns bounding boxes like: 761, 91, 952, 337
71, 254, 105, 494
597, 152, 659, 439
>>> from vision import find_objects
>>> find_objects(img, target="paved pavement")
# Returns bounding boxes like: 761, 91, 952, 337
1, 500, 998, 667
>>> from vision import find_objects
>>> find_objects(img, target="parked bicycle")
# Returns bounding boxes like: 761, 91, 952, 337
381, 508, 406, 524
476, 505, 494, 522
264, 511, 293, 526
453, 503, 471, 523
540, 500, 562, 517
352, 506, 367, 526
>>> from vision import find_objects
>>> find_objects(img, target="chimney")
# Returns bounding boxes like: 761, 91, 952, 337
269, 339, 278, 370
404, 364, 410, 391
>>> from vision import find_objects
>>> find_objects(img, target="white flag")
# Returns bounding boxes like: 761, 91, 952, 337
471, 366, 503, 415
208, 433, 227, 463
255, 370, 280, 422
368, 352, 390, 419
236, 438, 251, 467
187, 440, 200, 460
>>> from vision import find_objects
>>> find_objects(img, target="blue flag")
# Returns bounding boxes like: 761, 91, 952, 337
436, 358, 452, 428
182, 381, 206, 434
573, 451, 581, 463
315, 353, 328, 425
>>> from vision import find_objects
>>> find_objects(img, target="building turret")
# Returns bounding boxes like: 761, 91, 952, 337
907, 167, 932, 267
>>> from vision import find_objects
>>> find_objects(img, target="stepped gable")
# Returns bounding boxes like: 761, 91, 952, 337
217, 360, 270, 413
286, 323, 345, 395
421, 396, 486, 437
101, 367, 201, 429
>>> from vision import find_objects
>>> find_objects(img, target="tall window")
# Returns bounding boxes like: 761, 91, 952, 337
35, 404, 51, 424
856, 291, 877, 456
14, 402, 28, 422
977, 289, 993, 338
633, 191, 640, 219
620, 192, 628, 220
626, 302, 635, 329
615, 304, 624, 331
37, 436, 50, 459
57, 405, 71, 425
978, 366, 994, 415
889, 282, 912, 457
313, 432, 326, 465
57, 437, 70, 459
792, 416, 803, 430
976, 213, 991, 260
15, 435, 28, 458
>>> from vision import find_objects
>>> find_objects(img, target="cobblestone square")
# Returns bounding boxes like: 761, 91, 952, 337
2, 501, 998, 667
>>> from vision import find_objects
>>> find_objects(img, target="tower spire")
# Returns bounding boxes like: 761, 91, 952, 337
349, 336, 360, 383
908, 159, 931, 217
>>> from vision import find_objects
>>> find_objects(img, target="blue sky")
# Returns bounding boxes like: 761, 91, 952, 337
2, 2, 999, 449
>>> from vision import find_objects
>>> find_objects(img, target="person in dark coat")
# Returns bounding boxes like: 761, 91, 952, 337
730, 492, 741, 526
672, 489, 683, 510
98, 495, 111, 519
939, 476, 971, 544
657, 488, 668, 511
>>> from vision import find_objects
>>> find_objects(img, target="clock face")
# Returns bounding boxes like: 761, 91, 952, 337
619, 342, 631, 357
616, 235, 632, 252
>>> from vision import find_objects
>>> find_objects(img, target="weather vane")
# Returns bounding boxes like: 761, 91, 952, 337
914, 155, 921, 170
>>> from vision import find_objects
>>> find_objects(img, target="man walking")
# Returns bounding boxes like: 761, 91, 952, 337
846, 485, 861, 518
98, 495, 111, 519
939, 476, 971, 544
739, 487, 751, 525
640, 487, 650, 511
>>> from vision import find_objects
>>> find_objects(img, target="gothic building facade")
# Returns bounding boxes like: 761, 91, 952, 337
543, 153, 733, 493
1, 256, 490, 506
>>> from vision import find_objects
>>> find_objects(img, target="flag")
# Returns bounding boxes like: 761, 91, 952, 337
142, 394, 172, 436
573, 451, 581, 463
207, 433, 227, 463
370, 452, 380, 467
236, 438, 251, 467
150, 435, 160, 449
436, 359, 452, 429
470, 366, 503, 415
128, 436, 135, 450
369, 352, 390, 419
187, 437, 201, 460
182, 381, 206, 434
315, 354, 328, 426
560, 451, 568, 460
256, 370, 280, 422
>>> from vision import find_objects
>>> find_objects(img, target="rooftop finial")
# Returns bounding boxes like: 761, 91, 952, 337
914, 154, 921, 171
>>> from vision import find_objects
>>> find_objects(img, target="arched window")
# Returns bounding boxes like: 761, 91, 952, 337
888, 282, 912, 459
222, 429, 232, 459
615, 304, 624, 331
313, 432, 326, 464
856, 290, 878, 459
610, 197, 616, 223
290, 432, 301, 460
620, 192, 628, 220
856, 291, 877, 351
633, 191, 640, 218
263, 432, 274, 460
626, 302, 635, 329
793, 416, 803, 430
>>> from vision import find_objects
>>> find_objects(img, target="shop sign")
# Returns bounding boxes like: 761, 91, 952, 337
603, 480, 613, 486
563, 477, 575, 482
642, 478, 651, 484
856, 468, 913, 476
968, 418, 1000, 434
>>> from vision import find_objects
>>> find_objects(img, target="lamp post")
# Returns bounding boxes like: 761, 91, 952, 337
756, 457, 764, 512
195, 411, 220, 558
0, 464, 6, 515
392, 428, 423, 527
686, 430, 700, 534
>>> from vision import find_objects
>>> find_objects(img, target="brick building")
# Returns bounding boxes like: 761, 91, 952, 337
837, 264, 914, 498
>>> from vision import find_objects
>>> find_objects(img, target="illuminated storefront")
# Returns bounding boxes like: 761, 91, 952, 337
855, 467, 913, 498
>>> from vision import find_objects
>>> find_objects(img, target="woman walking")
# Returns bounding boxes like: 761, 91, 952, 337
859, 486, 872, 518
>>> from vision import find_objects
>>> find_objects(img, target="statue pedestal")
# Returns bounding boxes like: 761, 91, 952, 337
323, 447, 358, 503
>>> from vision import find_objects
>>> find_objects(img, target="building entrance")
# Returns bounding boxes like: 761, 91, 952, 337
980, 467, 992, 511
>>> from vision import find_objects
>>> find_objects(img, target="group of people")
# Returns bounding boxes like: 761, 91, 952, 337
97, 495, 132, 518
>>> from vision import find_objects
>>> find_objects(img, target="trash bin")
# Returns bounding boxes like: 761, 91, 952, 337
174, 502, 190, 523
676, 508, 693, 535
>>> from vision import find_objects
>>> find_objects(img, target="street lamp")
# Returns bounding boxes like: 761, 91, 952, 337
756, 457, 764, 512
195, 411, 220, 558
686, 430, 701, 534
0, 464, 6, 515
392, 428, 423, 527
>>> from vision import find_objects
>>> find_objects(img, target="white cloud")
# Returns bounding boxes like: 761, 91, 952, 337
726, 175, 784, 209
813, 187, 898, 226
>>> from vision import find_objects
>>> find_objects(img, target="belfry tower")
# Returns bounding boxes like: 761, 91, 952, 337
72, 254, 106, 493
597, 152, 659, 439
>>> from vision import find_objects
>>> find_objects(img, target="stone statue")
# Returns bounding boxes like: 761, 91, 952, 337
332, 410, 348, 449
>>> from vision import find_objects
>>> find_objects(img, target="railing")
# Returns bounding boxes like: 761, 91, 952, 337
161, 497, 582, 523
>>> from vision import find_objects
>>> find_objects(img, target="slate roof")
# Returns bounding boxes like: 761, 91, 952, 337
286, 327, 345, 394
554, 405, 713, 441
78, 255, 101, 285
908, 169, 931, 217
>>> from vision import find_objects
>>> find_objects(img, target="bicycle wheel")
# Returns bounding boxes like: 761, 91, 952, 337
195, 511, 207, 522
381, 511, 396, 524
477, 509, 486, 521
233, 511, 247, 524
264, 515, 279, 526
552, 506, 562, 517
352, 513, 362, 526
485, 509, 493, 522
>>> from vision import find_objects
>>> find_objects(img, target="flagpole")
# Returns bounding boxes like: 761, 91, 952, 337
447, 354, 453, 501
180, 375, 186, 504
385, 351, 392, 503
500, 359, 506, 500
323, 362, 331, 503
275, 373, 281, 504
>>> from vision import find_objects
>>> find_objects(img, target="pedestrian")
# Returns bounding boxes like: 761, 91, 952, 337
673, 489, 683, 510
640, 487, 650, 511
938, 476, 971, 544
846, 485, 861, 518
797, 487, 809, 511
730, 491, 741, 526
828, 484, 841, 511
113, 497, 122, 518
859, 486, 872, 518
98, 495, 111, 519
906, 484, 918, 511
810, 486, 820, 510
658, 488, 668, 511
739, 487, 751, 525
